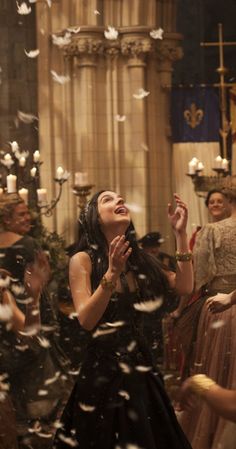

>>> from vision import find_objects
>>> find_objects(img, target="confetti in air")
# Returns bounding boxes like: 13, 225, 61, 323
127, 340, 137, 352
79, 402, 96, 412
92, 328, 117, 338
16, 2, 32, 15
67, 27, 81, 34
210, 319, 225, 329
133, 297, 163, 312
140, 142, 149, 152
38, 389, 49, 396
24, 49, 40, 58
44, 372, 61, 385
52, 32, 72, 47
104, 26, 119, 40
118, 362, 132, 374
133, 88, 150, 99
57, 433, 78, 447
135, 365, 152, 372
17, 110, 38, 123
51, 70, 71, 84
115, 115, 126, 122
125, 203, 143, 213
37, 336, 51, 348
105, 321, 125, 328
118, 390, 130, 400
150, 28, 164, 40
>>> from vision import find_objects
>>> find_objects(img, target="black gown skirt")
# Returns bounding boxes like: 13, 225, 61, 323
53, 291, 192, 449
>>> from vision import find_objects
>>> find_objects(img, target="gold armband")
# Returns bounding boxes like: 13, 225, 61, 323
175, 251, 192, 262
189, 374, 216, 397
100, 275, 116, 292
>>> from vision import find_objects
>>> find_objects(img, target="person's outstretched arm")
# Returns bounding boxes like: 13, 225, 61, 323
180, 374, 236, 423
167, 194, 193, 295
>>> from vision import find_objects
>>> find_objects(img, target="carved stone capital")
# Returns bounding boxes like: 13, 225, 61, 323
63, 37, 105, 57
52, 27, 183, 65
121, 36, 152, 58
155, 43, 183, 63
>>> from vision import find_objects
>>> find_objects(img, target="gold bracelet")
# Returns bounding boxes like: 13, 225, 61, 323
100, 275, 116, 292
175, 251, 192, 262
189, 374, 216, 397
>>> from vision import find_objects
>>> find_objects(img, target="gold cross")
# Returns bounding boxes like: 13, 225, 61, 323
201, 23, 236, 158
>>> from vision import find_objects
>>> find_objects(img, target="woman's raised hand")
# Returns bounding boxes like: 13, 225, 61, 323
167, 193, 188, 235
108, 235, 132, 276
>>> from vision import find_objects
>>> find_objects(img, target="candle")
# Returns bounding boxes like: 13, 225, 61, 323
4, 153, 13, 169
222, 158, 229, 171
56, 166, 64, 180
215, 155, 222, 168
33, 150, 40, 163
188, 159, 197, 175
197, 161, 204, 171
19, 156, 26, 167
6, 174, 17, 193
74, 172, 89, 186
18, 188, 28, 204
37, 188, 47, 203
30, 167, 37, 177
10, 141, 19, 153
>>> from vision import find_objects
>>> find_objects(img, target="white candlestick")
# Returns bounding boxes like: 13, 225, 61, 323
56, 166, 64, 180
222, 158, 229, 171
215, 155, 222, 168
10, 141, 19, 153
7, 174, 17, 193
197, 161, 204, 171
37, 188, 47, 203
75, 172, 89, 186
4, 153, 13, 169
33, 150, 40, 163
19, 156, 26, 167
18, 188, 28, 204
30, 167, 37, 177
188, 160, 196, 175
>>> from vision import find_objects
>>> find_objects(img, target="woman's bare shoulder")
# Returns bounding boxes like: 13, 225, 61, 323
70, 251, 92, 272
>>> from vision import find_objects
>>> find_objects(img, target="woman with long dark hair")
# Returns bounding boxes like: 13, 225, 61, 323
54, 190, 193, 449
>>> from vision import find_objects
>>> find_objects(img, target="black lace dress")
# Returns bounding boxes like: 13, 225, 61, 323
54, 273, 192, 449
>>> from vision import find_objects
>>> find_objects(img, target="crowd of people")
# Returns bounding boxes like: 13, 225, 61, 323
0, 188, 235, 449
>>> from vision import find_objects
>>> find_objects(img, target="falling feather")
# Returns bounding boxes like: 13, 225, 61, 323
24, 49, 40, 58
79, 402, 96, 412
150, 28, 164, 39
16, 2, 32, 14
52, 32, 71, 47
133, 88, 150, 99
17, 110, 38, 123
133, 297, 163, 312
67, 27, 81, 34
211, 319, 225, 329
92, 328, 117, 338
51, 70, 71, 84
104, 26, 119, 40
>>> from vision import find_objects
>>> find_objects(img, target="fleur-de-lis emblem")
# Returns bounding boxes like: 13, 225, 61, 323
184, 103, 204, 128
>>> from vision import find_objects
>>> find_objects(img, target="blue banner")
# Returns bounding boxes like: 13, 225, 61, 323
171, 87, 220, 143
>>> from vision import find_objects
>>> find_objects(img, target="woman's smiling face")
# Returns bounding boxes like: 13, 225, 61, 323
97, 191, 130, 232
